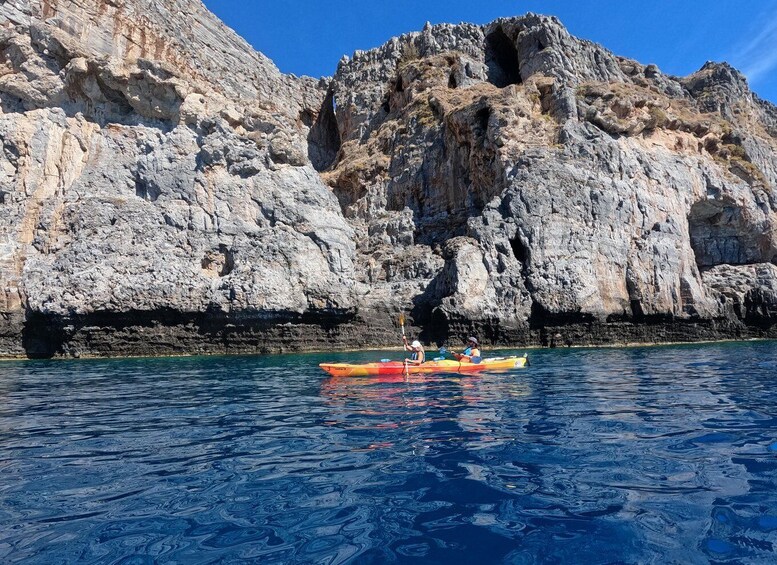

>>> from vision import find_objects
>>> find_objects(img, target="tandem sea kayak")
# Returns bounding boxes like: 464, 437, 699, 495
319, 355, 529, 377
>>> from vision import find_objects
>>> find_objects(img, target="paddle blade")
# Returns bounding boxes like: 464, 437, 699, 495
399, 313, 405, 326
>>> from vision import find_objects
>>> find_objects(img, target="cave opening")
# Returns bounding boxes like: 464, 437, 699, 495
307, 89, 341, 172
510, 234, 528, 264
218, 245, 235, 276
485, 27, 522, 88
688, 199, 771, 269
381, 96, 391, 114
299, 109, 314, 128
475, 106, 491, 133
94, 74, 135, 118
135, 178, 160, 201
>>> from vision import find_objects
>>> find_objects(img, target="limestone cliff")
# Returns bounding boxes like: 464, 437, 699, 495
1, 0, 357, 357
325, 17, 777, 347
1, 3, 775, 357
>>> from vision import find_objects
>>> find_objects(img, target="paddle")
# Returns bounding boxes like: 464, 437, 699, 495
431, 347, 448, 362
439, 345, 470, 364
432, 347, 449, 361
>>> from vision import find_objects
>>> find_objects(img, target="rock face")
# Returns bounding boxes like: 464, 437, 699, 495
1, 4, 776, 357
323, 17, 777, 347
1, 0, 358, 357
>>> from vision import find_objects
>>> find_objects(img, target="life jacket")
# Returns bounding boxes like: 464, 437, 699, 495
412, 349, 425, 362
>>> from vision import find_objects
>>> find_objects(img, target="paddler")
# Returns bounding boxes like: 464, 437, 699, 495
402, 336, 426, 365
451, 337, 481, 363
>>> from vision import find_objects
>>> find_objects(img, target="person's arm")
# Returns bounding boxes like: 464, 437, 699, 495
457, 348, 477, 362
402, 336, 412, 352
405, 350, 424, 365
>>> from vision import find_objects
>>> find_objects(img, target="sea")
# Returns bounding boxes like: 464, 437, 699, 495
1, 341, 776, 564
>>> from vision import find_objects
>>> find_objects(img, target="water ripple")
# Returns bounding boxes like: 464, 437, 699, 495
1, 343, 777, 562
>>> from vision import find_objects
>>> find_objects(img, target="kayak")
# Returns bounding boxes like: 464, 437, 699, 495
319, 356, 528, 377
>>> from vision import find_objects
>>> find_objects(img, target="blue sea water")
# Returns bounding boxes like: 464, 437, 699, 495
1, 341, 777, 564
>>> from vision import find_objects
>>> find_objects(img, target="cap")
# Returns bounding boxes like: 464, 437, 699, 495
411, 340, 422, 349
468, 337, 478, 345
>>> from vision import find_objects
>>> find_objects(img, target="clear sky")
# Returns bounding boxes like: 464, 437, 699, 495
202, 0, 777, 104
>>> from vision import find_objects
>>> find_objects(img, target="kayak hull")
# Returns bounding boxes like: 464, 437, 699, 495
319, 356, 528, 377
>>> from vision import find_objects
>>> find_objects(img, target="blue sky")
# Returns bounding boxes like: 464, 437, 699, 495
202, 0, 777, 103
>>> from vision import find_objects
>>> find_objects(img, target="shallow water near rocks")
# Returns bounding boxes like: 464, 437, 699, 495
1, 341, 777, 563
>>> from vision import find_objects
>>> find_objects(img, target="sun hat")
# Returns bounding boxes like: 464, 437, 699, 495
468, 337, 478, 345
411, 340, 422, 349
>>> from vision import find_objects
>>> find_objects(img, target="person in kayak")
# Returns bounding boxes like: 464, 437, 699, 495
402, 336, 426, 365
451, 337, 481, 363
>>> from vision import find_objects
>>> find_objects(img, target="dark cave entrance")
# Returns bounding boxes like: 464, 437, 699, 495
485, 27, 522, 88
510, 234, 528, 264
307, 89, 341, 172
135, 178, 160, 201
475, 106, 491, 132
688, 199, 772, 269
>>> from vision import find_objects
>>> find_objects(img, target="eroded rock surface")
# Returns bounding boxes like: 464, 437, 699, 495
323, 15, 777, 348
1, 4, 775, 357
1, 0, 359, 357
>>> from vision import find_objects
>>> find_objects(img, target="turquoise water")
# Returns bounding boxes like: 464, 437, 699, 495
1, 341, 777, 563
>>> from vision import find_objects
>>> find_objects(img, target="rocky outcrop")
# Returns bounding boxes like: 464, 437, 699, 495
1, 0, 360, 357
1, 4, 775, 358
323, 15, 777, 347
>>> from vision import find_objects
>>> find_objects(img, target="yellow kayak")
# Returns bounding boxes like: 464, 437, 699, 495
319, 356, 529, 377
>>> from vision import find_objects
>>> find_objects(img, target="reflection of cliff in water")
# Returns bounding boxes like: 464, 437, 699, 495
523, 346, 764, 559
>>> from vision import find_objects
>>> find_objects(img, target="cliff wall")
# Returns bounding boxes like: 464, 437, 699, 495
1, 3, 775, 357
1, 0, 359, 356
325, 17, 777, 347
